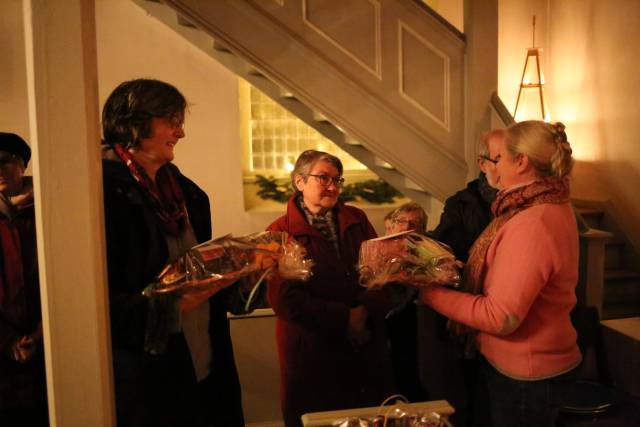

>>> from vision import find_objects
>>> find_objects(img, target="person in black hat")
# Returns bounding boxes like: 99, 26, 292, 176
0, 132, 31, 196
0, 132, 49, 426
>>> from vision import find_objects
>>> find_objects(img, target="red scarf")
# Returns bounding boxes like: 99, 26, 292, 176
114, 144, 188, 236
450, 176, 571, 337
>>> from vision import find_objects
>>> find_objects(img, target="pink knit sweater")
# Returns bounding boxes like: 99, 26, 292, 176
422, 202, 582, 380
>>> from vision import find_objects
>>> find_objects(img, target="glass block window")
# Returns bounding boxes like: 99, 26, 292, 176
249, 86, 366, 174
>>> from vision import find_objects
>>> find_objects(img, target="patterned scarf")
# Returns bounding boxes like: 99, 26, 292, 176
450, 176, 571, 337
296, 194, 340, 256
113, 144, 188, 236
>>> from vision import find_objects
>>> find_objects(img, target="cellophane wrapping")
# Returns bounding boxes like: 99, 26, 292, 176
143, 231, 314, 354
358, 231, 460, 290
332, 413, 451, 426
144, 231, 313, 297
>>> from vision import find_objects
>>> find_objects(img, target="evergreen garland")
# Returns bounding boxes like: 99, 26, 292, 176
255, 175, 292, 203
254, 174, 401, 204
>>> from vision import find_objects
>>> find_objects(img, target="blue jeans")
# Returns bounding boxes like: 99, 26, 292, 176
482, 357, 573, 427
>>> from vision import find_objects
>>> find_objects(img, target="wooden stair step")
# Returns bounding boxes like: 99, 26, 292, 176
246, 66, 266, 77
602, 303, 640, 320
603, 270, 640, 305
576, 207, 604, 216
604, 237, 628, 270
213, 40, 232, 52
604, 236, 625, 246
176, 14, 196, 28
605, 269, 640, 280
580, 228, 615, 240
374, 157, 394, 169
576, 207, 605, 229
278, 88, 296, 99
312, 111, 329, 122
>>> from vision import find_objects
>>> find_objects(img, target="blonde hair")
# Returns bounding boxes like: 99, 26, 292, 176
505, 120, 573, 178
479, 128, 507, 158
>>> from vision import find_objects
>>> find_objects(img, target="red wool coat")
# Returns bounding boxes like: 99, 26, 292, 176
267, 197, 395, 427
0, 188, 46, 411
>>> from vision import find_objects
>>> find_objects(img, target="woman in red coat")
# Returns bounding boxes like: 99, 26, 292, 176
267, 150, 394, 427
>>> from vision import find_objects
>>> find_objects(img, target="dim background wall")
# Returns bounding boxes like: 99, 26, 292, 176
499, 0, 640, 250
0, 0, 31, 165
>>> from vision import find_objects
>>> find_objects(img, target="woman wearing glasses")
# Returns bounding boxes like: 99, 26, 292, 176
101, 79, 244, 427
421, 121, 581, 426
267, 150, 394, 427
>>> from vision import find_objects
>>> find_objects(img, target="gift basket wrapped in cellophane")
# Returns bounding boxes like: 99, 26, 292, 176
358, 231, 461, 290
143, 231, 314, 354
304, 395, 454, 427
331, 412, 452, 427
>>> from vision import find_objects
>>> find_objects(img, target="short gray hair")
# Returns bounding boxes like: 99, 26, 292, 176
385, 202, 428, 233
290, 150, 343, 192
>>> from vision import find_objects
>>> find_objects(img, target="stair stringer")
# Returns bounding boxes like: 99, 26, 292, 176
139, 0, 468, 202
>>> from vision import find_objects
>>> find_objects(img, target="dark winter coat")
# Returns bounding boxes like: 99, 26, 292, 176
422, 173, 497, 426
267, 196, 394, 427
0, 182, 46, 413
430, 173, 497, 262
102, 157, 243, 427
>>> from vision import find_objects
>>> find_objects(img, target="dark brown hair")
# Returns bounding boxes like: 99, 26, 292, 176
101, 79, 187, 148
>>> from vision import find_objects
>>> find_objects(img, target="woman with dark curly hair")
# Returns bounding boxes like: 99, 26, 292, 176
101, 79, 244, 427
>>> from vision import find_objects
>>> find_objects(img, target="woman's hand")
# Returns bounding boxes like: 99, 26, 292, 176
348, 305, 371, 348
10, 323, 43, 363
11, 335, 37, 363
179, 276, 237, 313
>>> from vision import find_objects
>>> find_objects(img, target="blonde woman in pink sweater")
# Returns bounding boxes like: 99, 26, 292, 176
420, 120, 581, 427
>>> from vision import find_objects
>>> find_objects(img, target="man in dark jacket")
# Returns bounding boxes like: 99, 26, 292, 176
0, 132, 48, 426
431, 172, 497, 263
425, 164, 497, 427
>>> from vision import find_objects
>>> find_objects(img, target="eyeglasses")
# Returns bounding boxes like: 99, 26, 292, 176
392, 218, 422, 229
478, 154, 500, 167
161, 114, 185, 129
307, 173, 345, 188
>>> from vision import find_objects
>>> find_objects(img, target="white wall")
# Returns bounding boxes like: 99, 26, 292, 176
96, 0, 272, 237
0, 0, 30, 146
499, 0, 640, 250
498, 0, 550, 117
426, 0, 463, 32
548, 0, 640, 250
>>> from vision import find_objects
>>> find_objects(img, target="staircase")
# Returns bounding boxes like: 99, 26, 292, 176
575, 200, 640, 320
131, 0, 484, 210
